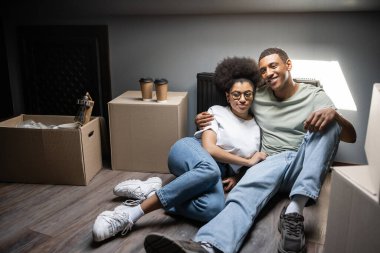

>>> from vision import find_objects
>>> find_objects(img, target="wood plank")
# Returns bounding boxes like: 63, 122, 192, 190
0, 228, 51, 253
0, 169, 331, 253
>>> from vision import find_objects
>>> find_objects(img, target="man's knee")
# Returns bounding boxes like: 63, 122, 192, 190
306, 121, 341, 141
325, 121, 341, 136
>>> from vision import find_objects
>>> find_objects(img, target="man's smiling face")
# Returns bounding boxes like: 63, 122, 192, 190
259, 53, 292, 92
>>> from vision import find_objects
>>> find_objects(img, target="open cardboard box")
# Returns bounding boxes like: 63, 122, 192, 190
0, 114, 102, 185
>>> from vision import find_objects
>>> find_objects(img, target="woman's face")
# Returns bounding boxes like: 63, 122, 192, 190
226, 81, 254, 119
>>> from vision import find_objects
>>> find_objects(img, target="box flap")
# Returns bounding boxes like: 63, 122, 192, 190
0, 114, 24, 127
364, 83, 380, 201
333, 166, 378, 203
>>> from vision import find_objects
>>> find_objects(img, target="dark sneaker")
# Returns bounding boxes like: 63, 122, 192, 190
144, 233, 209, 253
278, 207, 306, 253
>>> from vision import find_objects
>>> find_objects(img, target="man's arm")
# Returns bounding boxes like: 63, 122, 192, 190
304, 107, 356, 143
195, 112, 214, 129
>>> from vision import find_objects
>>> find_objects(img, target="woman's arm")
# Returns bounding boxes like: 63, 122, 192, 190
202, 129, 266, 193
201, 129, 266, 167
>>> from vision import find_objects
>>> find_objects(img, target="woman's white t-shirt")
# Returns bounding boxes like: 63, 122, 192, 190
194, 105, 261, 173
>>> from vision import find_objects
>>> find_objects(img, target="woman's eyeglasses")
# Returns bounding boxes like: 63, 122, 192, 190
230, 91, 254, 100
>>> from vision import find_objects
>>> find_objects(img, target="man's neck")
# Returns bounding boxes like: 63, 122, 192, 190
273, 80, 299, 101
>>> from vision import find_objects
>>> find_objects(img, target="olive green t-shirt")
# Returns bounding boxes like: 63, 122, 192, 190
253, 83, 335, 155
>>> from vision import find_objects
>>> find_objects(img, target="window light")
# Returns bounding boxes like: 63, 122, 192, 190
292, 60, 357, 111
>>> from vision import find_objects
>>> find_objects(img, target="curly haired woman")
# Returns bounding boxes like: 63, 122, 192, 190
92, 57, 267, 242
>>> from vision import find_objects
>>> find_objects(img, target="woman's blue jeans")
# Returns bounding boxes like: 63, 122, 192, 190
194, 122, 341, 253
155, 137, 227, 222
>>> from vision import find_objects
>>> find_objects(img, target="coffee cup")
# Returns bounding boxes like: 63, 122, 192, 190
139, 78, 154, 101
154, 78, 169, 103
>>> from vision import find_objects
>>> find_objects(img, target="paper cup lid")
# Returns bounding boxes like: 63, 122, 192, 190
154, 78, 168, 85
139, 77, 153, 83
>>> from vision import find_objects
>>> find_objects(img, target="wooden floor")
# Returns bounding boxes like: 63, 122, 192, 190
0, 168, 331, 253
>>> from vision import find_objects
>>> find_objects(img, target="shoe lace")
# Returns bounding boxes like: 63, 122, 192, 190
121, 221, 134, 236
126, 186, 146, 199
102, 210, 132, 236
283, 215, 304, 237
200, 241, 215, 250
123, 199, 143, 206
123, 186, 157, 206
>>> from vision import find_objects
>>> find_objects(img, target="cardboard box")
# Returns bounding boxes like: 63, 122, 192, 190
0, 114, 102, 185
324, 167, 380, 253
108, 91, 188, 173
324, 83, 380, 253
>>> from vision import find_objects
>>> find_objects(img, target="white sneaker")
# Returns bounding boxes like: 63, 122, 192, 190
113, 177, 162, 201
92, 205, 134, 242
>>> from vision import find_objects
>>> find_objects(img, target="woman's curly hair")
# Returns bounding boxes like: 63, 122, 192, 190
214, 57, 261, 93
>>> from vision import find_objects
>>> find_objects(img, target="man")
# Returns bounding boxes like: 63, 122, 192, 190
143, 48, 356, 253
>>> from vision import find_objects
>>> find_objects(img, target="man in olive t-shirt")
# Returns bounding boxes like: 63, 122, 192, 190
143, 48, 356, 253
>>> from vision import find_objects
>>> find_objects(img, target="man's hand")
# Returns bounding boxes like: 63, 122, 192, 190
195, 112, 214, 129
304, 107, 336, 132
304, 107, 357, 142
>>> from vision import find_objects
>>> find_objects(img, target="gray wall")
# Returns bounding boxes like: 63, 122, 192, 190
3, 12, 380, 164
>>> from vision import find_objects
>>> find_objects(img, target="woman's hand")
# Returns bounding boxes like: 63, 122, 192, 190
195, 112, 214, 129
222, 176, 238, 192
247, 151, 267, 167
222, 151, 267, 193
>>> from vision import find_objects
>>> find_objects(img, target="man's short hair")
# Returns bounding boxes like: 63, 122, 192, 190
259, 48, 289, 63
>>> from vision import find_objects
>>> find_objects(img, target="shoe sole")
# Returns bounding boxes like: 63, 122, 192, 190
116, 181, 162, 187
114, 187, 160, 197
278, 241, 306, 253
144, 233, 186, 253
116, 177, 162, 186
113, 179, 162, 197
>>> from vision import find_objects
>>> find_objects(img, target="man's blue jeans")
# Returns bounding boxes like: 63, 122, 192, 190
156, 137, 227, 222
194, 122, 341, 253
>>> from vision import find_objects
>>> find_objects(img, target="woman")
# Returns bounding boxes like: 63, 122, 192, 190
92, 57, 267, 242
